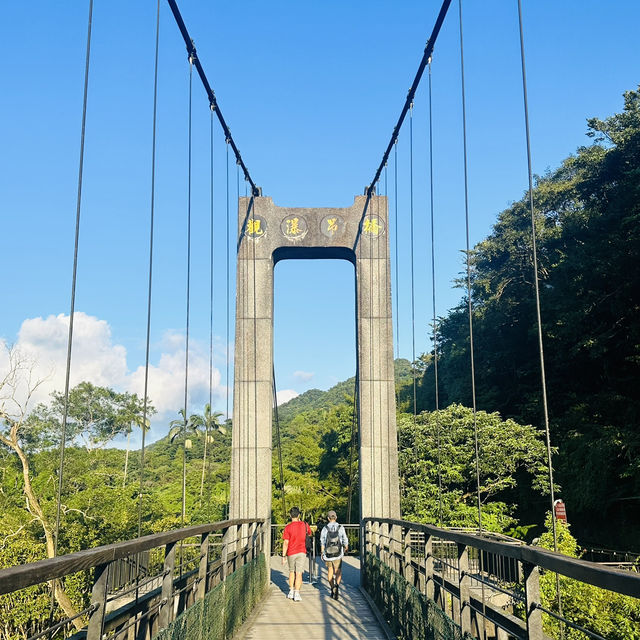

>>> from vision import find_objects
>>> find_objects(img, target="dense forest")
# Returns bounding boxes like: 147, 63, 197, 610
404, 85, 640, 549
1, 87, 639, 637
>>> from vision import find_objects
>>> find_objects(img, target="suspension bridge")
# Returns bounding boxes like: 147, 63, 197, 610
1, 1, 639, 639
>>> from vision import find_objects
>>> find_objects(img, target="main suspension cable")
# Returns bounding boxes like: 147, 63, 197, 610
367, 0, 452, 195
167, 0, 260, 196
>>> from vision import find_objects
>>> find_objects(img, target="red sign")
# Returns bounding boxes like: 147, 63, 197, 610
554, 499, 567, 522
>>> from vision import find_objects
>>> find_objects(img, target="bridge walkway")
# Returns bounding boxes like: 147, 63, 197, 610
240, 556, 390, 640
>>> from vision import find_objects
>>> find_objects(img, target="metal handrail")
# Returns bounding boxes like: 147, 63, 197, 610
0, 518, 257, 595
363, 517, 640, 599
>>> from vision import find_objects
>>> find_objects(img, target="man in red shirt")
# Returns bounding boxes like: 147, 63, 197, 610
281, 506, 311, 602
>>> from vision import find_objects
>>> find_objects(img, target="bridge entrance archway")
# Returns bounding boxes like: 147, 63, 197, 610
229, 195, 401, 530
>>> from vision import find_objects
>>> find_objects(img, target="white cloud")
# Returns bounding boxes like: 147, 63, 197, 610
127, 330, 223, 416
1, 313, 228, 445
293, 370, 314, 382
14, 312, 128, 403
276, 389, 299, 405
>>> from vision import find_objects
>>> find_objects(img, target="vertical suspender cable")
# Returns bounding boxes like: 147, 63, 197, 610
138, 0, 161, 541
394, 144, 399, 357
272, 366, 286, 522
225, 143, 230, 424
409, 105, 417, 426
459, 3, 487, 634
202, 105, 215, 515
428, 60, 444, 527
517, 0, 563, 621
346, 375, 358, 524
181, 55, 194, 532
54, 0, 94, 560
458, 0, 482, 534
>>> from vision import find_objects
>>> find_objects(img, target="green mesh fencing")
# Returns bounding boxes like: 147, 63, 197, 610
153, 553, 268, 640
363, 553, 471, 640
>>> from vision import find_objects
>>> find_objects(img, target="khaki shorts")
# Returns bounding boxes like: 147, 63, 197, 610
325, 558, 342, 571
287, 552, 307, 573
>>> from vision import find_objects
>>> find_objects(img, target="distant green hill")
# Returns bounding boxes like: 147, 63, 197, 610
277, 358, 413, 424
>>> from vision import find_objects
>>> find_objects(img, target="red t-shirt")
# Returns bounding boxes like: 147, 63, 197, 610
283, 520, 311, 556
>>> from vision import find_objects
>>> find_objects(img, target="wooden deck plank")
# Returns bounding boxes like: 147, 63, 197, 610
240, 556, 390, 640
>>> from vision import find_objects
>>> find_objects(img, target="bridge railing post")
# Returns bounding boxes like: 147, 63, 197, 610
372, 520, 381, 560
523, 561, 544, 640
424, 533, 434, 600
240, 523, 249, 568
86, 562, 109, 640
390, 523, 401, 573
403, 527, 413, 585
222, 524, 236, 581
361, 520, 369, 587
457, 542, 472, 636
197, 532, 210, 601
158, 541, 177, 629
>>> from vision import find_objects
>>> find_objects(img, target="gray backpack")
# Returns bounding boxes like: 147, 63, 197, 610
325, 525, 343, 558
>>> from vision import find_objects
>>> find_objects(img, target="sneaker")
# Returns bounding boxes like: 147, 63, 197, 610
293, 591, 302, 602
287, 589, 294, 599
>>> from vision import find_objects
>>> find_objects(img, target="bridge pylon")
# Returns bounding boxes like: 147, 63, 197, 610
229, 195, 401, 543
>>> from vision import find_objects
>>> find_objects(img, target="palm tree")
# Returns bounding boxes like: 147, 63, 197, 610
122, 404, 152, 488
168, 408, 200, 525
192, 403, 225, 502
168, 408, 201, 449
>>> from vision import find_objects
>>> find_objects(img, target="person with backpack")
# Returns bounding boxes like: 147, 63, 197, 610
282, 506, 312, 602
320, 510, 349, 600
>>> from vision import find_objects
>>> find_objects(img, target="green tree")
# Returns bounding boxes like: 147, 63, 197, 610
0, 346, 152, 630
529, 515, 640, 639
415, 86, 640, 546
398, 405, 549, 532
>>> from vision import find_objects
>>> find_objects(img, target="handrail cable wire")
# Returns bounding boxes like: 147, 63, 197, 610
409, 105, 417, 427
428, 60, 444, 527
517, 0, 563, 622
166, 0, 260, 196
458, 2, 487, 635
54, 0, 94, 562
366, 0, 452, 196
272, 366, 287, 522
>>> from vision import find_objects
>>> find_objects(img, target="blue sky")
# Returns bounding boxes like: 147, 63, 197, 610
1, 1, 639, 445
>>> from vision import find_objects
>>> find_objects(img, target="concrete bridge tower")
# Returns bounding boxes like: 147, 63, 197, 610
229, 194, 401, 528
